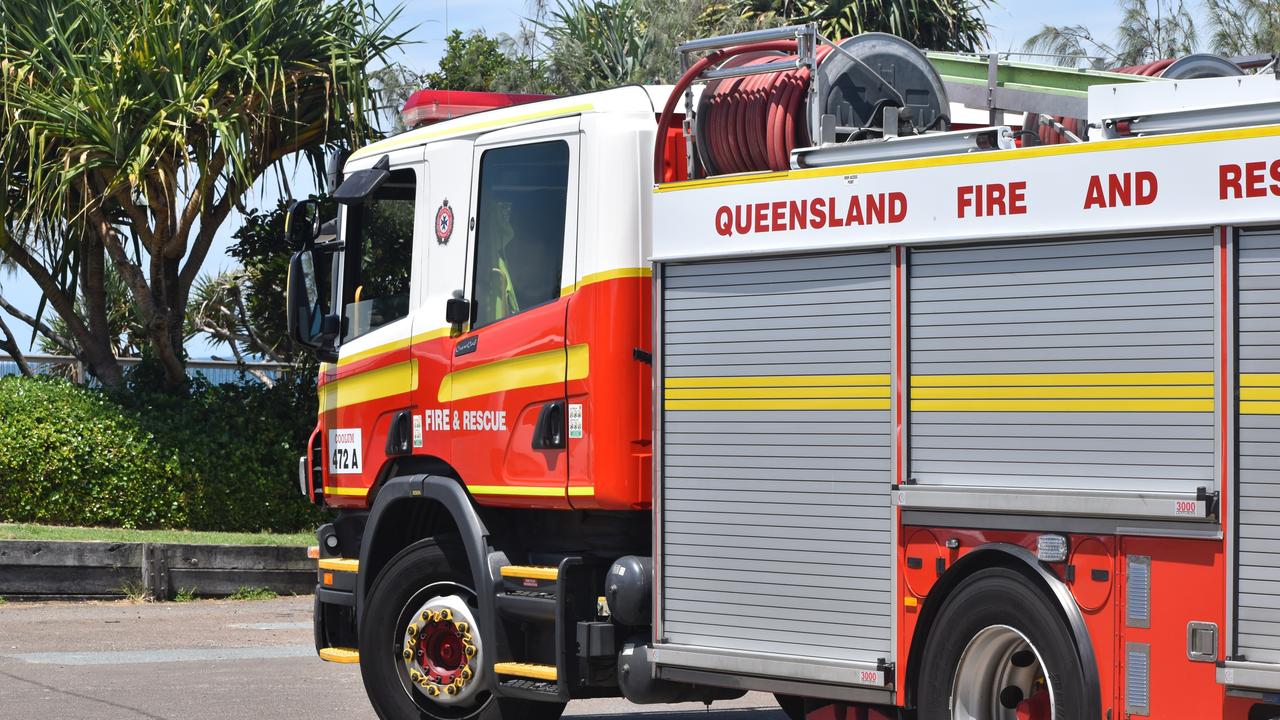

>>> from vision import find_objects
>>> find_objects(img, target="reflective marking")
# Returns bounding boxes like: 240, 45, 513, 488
229, 622, 313, 631
7, 645, 314, 666
318, 359, 419, 410
438, 344, 589, 402
654, 124, 1280, 193
467, 485, 594, 497
664, 374, 891, 411
912, 371, 1214, 412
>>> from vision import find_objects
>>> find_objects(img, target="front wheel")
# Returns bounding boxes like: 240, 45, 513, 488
359, 537, 565, 720
915, 566, 1091, 720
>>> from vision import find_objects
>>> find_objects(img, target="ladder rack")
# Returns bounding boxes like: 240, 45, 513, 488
926, 52, 1153, 121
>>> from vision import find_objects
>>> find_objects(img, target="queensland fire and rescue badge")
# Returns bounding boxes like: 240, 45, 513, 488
434, 199, 454, 244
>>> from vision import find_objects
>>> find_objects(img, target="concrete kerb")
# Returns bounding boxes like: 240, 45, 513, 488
0, 540, 314, 600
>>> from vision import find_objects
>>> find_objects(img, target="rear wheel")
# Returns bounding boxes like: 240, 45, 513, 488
360, 537, 565, 720
916, 566, 1090, 720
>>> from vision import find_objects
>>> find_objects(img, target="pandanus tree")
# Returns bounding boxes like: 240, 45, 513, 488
0, 0, 403, 387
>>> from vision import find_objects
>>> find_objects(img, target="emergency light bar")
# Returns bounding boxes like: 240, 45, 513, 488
400, 89, 553, 130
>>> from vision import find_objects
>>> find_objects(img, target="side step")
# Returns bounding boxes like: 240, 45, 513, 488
494, 662, 557, 681
318, 647, 360, 664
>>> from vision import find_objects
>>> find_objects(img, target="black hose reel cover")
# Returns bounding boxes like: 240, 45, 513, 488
818, 32, 950, 134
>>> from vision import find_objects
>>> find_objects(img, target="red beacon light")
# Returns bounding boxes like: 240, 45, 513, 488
400, 89, 553, 130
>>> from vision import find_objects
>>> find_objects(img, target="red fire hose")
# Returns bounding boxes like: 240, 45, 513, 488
654, 40, 833, 181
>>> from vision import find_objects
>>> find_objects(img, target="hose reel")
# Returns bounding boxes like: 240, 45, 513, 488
657, 25, 951, 180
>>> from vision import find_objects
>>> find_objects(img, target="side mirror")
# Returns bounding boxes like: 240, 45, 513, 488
287, 248, 339, 359
285, 199, 322, 250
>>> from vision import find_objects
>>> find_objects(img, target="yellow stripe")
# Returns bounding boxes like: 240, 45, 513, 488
1243, 401, 1280, 415
913, 385, 1213, 399
666, 386, 890, 399
337, 327, 452, 368
654, 123, 1280, 193
319, 359, 419, 411
911, 398, 1213, 412
318, 647, 360, 664
439, 344, 589, 402
323, 486, 370, 497
350, 103, 594, 161
912, 372, 1213, 387
1242, 374, 1280, 387
318, 558, 359, 573
561, 266, 652, 296
468, 485, 595, 497
500, 565, 559, 581
1242, 387, 1280, 401
666, 398, 891, 411
493, 662, 558, 681
665, 374, 890, 389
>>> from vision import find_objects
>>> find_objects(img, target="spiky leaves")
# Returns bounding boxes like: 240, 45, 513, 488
0, 0, 404, 387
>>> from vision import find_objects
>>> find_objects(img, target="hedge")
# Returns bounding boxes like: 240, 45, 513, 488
0, 373, 326, 532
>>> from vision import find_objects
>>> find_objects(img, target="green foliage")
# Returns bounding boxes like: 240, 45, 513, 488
0, 0, 405, 388
173, 588, 197, 603
1023, 0, 1197, 69
0, 375, 325, 532
539, 0, 756, 93
711, 0, 991, 50
228, 586, 278, 601
425, 30, 520, 92
1205, 0, 1280, 56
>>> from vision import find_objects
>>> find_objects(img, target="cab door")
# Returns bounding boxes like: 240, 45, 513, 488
320, 147, 426, 504
448, 118, 581, 507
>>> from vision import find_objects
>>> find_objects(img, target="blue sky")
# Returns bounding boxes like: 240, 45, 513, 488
0, 0, 1208, 359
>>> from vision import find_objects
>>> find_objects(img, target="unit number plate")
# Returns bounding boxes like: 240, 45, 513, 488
328, 428, 363, 475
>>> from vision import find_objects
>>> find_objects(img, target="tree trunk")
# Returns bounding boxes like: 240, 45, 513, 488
0, 313, 34, 377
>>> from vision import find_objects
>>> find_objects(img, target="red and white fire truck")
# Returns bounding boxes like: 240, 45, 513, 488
285, 23, 1280, 720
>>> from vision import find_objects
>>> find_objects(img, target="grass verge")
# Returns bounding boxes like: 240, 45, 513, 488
228, 586, 278, 601
0, 523, 312, 547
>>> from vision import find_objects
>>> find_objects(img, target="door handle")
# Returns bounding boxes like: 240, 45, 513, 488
532, 401, 566, 449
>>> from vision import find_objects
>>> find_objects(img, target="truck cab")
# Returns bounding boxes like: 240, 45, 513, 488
294, 87, 665, 513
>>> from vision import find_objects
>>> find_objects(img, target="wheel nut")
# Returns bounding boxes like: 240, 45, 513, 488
409, 670, 422, 682
445, 684, 457, 695
439, 608, 453, 621
421, 611, 431, 622
463, 644, 476, 657
426, 685, 440, 697
402, 648, 412, 660
406, 623, 418, 637
454, 621, 469, 634
460, 667, 473, 681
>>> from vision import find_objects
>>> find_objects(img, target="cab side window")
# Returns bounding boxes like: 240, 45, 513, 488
472, 141, 570, 328
341, 168, 416, 342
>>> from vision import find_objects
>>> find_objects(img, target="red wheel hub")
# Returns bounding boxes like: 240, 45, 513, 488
417, 620, 469, 683
1015, 688, 1051, 720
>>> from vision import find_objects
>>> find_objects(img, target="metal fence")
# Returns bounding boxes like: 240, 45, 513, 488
0, 354, 287, 386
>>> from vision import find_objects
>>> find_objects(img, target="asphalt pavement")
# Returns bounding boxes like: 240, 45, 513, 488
0, 595, 787, 720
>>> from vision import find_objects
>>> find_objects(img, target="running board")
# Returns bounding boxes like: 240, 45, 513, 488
494, 662, 558, 681
318, 647, 360, 664
499, 565, 559, 581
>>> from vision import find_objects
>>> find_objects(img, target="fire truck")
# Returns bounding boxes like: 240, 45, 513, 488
285, 23, 1280, 720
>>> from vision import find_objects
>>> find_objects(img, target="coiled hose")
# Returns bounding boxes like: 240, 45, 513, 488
654, 40, 833, 180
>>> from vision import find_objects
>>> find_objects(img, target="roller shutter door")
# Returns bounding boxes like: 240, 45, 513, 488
909, 234, 1216, 495
1237, 229, 1280, 663
659, 250, 893, 663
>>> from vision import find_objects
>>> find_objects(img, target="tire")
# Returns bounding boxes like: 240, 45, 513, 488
916, 566, 1090, 720
774, 694, 806, 720
360, 537, 566, 720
